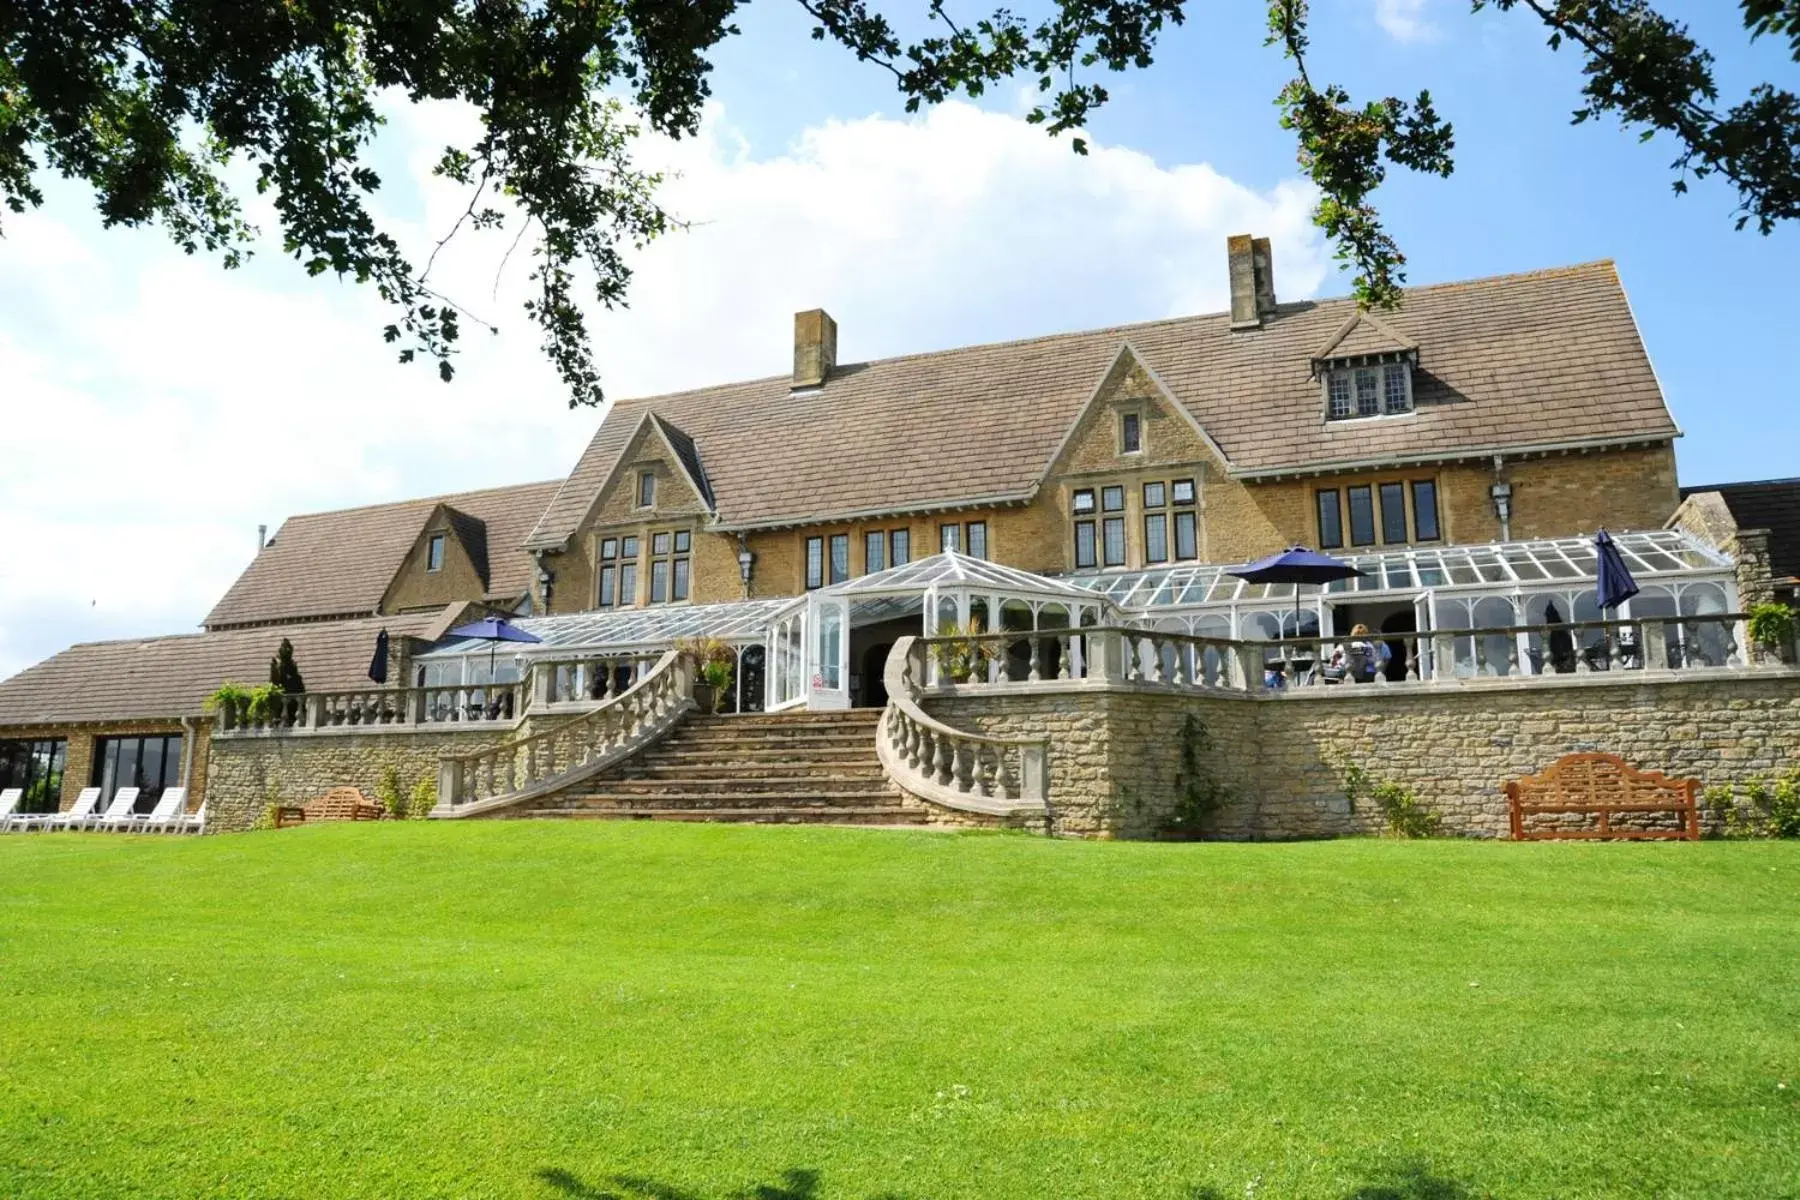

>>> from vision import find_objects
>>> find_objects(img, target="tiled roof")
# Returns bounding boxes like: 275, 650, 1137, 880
1683, 478, 1800, 583
529, 261, 1675, 544
205, 480, 562, 628
1312, 310, 1417, 362
651, 415, 714, 509
0, 614, 438, 727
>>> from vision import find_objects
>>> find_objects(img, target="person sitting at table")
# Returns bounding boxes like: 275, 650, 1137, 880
1347, 624, 1381, 683
1321, 646, 1348, 683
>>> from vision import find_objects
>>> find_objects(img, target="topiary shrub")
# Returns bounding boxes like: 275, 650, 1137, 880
408, 777, 438, 819
376, 764, 405, 819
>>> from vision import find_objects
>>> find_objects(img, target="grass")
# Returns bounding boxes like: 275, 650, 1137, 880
2, 824, 1797, 1199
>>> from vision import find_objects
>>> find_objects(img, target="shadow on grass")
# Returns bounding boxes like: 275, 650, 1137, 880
540, 1162, 1481, 1200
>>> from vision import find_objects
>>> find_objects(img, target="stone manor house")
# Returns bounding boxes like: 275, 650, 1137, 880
4, 237, 1798, 837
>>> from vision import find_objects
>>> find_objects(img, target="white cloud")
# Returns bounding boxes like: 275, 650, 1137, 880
1370, 0, 1442, 43
0, 99, 1327, 679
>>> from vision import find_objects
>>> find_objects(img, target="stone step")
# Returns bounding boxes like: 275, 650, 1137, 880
610, 763, 888, 782
556, 786, 895, 807
635, 746, 875, 766
691, 712, 882, 728
513, 805, 928, 825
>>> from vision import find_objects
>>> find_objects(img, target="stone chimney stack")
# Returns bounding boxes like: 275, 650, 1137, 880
1227, 234, 1277, 329
793, 309, 838, 390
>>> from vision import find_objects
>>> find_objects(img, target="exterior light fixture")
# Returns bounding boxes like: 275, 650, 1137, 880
737, 545, 755, 587
1490, 480, 1514, 540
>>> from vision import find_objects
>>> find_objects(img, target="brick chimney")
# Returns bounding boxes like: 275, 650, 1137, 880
793, 308, 838, 390
1227, 234, 1277, 329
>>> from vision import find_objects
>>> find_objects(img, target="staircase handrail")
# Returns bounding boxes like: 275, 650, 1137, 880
433, 649, 695, 818
877, 636, 1048, 818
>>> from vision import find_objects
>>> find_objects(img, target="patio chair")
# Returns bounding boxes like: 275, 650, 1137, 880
177, 801, 208, 835
89, 787, 143, 832
138, 787, 189, 832
0, 788, 21, 832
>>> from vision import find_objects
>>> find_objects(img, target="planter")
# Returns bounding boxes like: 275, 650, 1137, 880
693, 683, 718, 714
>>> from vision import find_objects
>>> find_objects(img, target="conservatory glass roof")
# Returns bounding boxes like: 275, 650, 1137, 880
1060, 530, 1733, 610
415, 598, 794, 658
830, 550, 1101, 600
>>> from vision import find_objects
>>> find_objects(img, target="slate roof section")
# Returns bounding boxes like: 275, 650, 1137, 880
1682, 478, 1800, 584
205, 480, 562, 629
1312, 310, 1418, 363
529, 260, 1676, 544
651, 414, 715, 509
0, 614, 439, 727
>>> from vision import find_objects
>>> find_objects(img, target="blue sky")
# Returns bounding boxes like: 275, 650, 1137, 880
0, 0, 1795, 679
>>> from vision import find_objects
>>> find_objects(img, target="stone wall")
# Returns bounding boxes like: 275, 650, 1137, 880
928, 670, 1800, 839
205, 726, 511, 832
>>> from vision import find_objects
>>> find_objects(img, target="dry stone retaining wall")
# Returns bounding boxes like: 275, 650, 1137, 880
928, 672, 1800, 839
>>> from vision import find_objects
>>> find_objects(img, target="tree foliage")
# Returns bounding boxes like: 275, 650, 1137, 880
2, 0, 1796, 406
269, 637, 305, 695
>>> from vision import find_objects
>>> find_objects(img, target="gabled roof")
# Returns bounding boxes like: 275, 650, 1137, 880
1681, 478, 1800, 584
0, 613, 439, 727
650, 414, 714, 509
528, 260, 1677, 544
206, 480, 561, 629
1311, 309, 1417, 364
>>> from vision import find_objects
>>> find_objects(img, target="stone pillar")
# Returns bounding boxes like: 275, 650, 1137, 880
1730, 529, 1776, 610
1087, 629, 1128, 682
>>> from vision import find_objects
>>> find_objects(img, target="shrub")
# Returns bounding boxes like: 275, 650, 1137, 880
932, 618, 998, 682
244, 683, 286, 725
675, 636, 737, 691
376, 765, 405, 819
269, 636, 307, 694
408, 777, 438, 819
1701, 783, 1738, 839
1770, 772, 1800, 839
205, 681, 252, 717
1747, 603, 1797, 653
1339, 762, 1442, 838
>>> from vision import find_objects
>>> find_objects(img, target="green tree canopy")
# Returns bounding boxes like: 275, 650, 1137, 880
3, 0, 1795, 406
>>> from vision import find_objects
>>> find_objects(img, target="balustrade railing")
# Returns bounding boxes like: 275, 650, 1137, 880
878, 637, 1047, 817
214, 681, 529, 735
436, 650, 694, 813
913, 612, 1769, 697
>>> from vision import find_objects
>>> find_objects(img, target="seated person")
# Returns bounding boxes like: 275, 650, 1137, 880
1321, 647, 1348, 683
1347, 624, 1381, 683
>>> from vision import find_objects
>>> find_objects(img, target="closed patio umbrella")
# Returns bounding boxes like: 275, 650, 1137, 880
367, 628, 390, 685
1593, 528, 1641, 612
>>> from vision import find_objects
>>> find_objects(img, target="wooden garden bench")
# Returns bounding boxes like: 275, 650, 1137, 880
273, 805, 308, 829
303, 787, 385, 823
1505, 752, 1699, 841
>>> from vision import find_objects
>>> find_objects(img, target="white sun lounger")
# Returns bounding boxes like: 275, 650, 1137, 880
139, 787, 189, 832
0, 788, 21, 832
89, 787, 143, 831
7, 786, 103, 832
177, 801, 207, 835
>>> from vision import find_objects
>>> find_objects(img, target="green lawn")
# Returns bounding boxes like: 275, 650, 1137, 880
2, 825, 1796, 1199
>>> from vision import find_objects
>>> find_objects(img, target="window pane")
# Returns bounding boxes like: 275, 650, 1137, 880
1074, 521, 1097, 569
805, 537, 823, 589
966, 522, 987, 559
1103, 517, 1126, 566
1355, 369, 1379, 417
890, 529, 910, 566
829, 534, 850, 583
1121, 412, 1141, 453
865, 532, 885, 574
1174, 511, 1197, 560
1317, 489, 1343, 549
600, 538, 618, 560
619, 563, 637, 606
673, 530, 690, 553
650, 560, 669, 604
1379, 482, 1407, 544
1328, 371, 1352, 419
1144, 513, 1168, 563
1412, 480, 1441, 541
621, 536, 639, 557
1384, 364, 1410, 413
599, 565, 616, 607
651, 532, 671, 556
940, 524, 961, 553
1172, 479, 1195, 505
1101, 485, 1125, 512
638, 472, 655, 506
672, 558, 690, 601
1347, 485, 1376, 546
427, 534, 444, 571
1143, 482, 1165, 509
1072, 489, 1095, 514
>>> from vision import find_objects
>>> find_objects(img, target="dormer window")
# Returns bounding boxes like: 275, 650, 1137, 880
1323, 361, 1412, 421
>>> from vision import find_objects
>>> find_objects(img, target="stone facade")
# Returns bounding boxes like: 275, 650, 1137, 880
929, 670, 1800, 840
383, 506, 490, 614
205, 726, 511, 833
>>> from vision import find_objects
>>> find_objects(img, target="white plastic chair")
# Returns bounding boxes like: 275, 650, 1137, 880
140, 787, 189, 832
178, 801, 208, 835
89, 787, 142, 831
17, 787, 102, 832
0, 788, 22, 832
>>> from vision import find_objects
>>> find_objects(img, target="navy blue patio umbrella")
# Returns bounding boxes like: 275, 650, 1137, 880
1229, 546, 1365, 639
448, 615, 543, 678
1593, 529, 1641, 612
367, 628, 390, 684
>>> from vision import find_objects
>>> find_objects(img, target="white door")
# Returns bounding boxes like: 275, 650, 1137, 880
1414, 591, 1436, 680
806, 591, 851, 710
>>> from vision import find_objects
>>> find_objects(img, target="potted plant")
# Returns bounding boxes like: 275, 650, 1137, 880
1747, 602, 1798, 665
932, 618, 996, 683
676, 636, 737, 713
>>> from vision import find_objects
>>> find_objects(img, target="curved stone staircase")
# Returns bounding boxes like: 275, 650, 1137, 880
494, 710, 932, 825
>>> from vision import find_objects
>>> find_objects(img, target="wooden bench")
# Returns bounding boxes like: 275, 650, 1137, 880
1505, 753, 1699, 841
273, 805, 309, 829
306, 787, 385, 823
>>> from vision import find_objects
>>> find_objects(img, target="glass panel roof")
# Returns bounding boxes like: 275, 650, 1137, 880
1059, 530, 1732, 611
416, 598, 794, 658
829, 550, 1103, 601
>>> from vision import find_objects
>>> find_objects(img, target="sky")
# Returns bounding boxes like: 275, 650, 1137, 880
1, 0, 1796, 680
